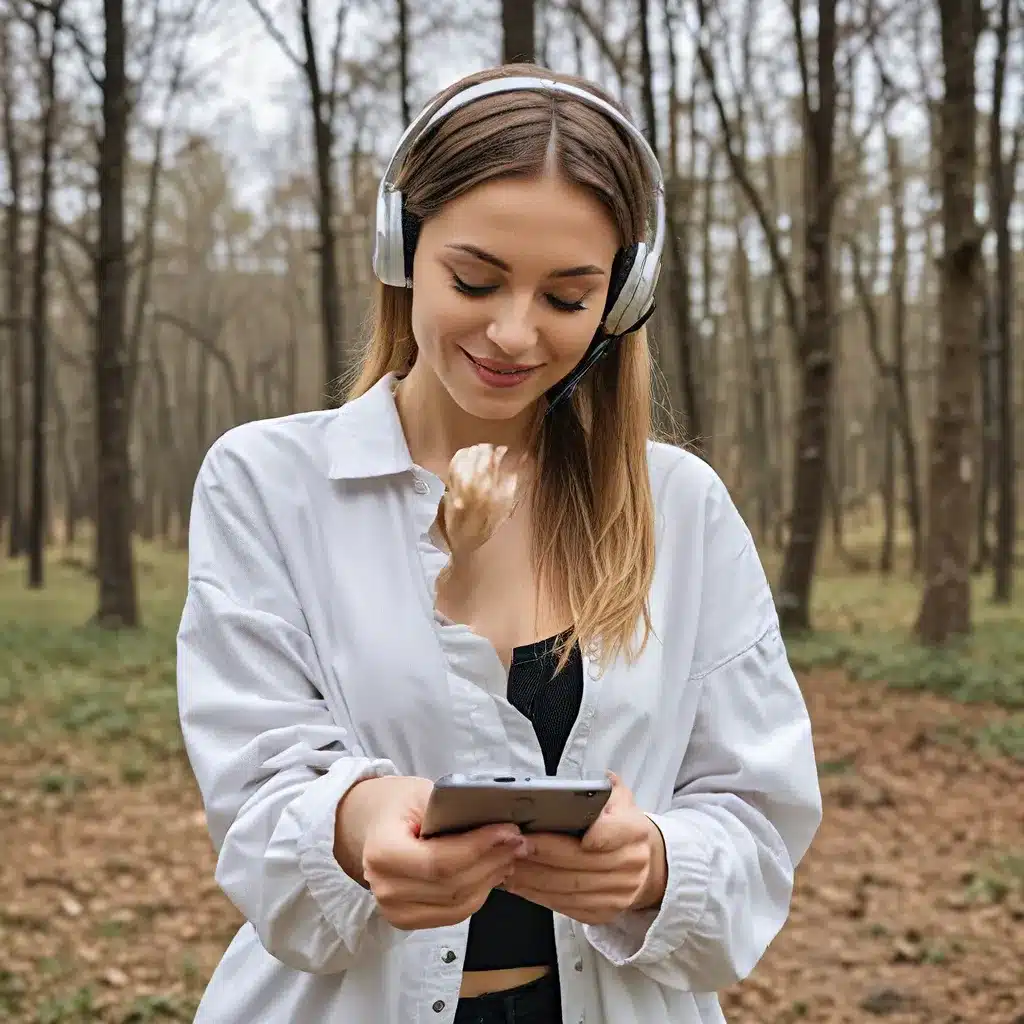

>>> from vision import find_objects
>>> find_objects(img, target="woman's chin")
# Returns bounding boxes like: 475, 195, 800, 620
452, 388, 540, 422
443, 369, 547, 422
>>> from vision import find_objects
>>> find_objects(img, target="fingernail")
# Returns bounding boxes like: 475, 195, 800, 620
514, 839, 534, 857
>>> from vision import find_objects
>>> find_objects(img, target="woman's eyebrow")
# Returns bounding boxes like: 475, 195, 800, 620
444, 243, 606, 279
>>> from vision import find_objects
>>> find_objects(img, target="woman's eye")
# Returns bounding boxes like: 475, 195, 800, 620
547, 295, 588, 313
452, 273, 497, 297
451, 272, 587, 313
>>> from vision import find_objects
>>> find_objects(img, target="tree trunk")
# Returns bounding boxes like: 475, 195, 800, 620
885, 131, 923, 572
502, 0, 535, 63
777, 0, 837, 631
915, 0, 981, 645
95, 0, 139, 627
990, 0, 1017, 603
638, 0, 701, 443
50, 360, 76, 549
27, 3, 61, 588
300, 0, 344, 399
880, 396, 895, 573
396, 0, 410, 126
1, 14, 26, 557
976, 288, 996, 570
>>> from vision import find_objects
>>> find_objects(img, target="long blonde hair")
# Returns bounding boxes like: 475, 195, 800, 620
347, 65, 658, 672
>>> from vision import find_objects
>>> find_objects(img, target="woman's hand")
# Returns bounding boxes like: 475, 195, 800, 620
437, 443, 520, 560
335, 776, 531, 931
503, 774, 667, 926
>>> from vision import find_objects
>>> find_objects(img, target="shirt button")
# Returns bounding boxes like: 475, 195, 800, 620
574, 958, 583, 972
442, 950, 457, 964
413, 477, 429, 494
432, 1000, 445, 1012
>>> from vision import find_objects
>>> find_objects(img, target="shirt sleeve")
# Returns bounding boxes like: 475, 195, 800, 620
583, 472, 823, 991
177, 432, 398, 974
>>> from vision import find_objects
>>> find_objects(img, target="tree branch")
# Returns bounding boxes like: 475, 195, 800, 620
326, 0, 351, 119
691, 0, 803, 340
152, 307, 254, 423
57, 7, 103, 89
54, 241, 95, 328
246, 0, 303, 69
557, 0, 629, 86
790, 0, 813, 129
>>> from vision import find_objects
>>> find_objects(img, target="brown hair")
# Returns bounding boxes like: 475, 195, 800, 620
347, 64, 658, 672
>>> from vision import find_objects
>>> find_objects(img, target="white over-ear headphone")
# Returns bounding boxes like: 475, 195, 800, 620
372, 75, 666, 338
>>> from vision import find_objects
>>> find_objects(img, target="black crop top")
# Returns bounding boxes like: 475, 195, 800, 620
462, 633, 585, 972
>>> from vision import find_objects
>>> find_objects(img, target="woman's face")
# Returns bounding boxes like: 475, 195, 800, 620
409, 173, 620, 421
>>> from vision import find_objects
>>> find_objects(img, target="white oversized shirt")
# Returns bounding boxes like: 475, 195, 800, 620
177, 372, 822, 1024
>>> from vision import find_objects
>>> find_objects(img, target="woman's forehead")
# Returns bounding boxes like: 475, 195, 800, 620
424, 175, 620, 268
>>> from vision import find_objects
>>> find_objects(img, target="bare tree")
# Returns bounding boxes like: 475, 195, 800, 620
94, 0, 139, 625
1, 11, 26, 556
247, 0, 351, 399
696, 0, 839, 630
638, 0, 702, 442
26, 0, 65, 588
915, 0, 982, 645
988, 0, 1021, 603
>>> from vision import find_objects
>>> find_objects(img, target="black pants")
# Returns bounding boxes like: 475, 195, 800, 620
453, 972, 562, 1024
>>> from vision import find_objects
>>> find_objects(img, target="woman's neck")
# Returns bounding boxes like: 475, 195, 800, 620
394, 363, 539, 481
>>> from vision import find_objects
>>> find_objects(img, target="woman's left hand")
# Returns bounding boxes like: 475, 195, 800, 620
503, 774, 668, 926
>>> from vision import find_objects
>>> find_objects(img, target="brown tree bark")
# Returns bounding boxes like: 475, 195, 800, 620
300, 0, 344, 397
697, 0, 835, 588
502, 0, 535, 63
989, 0, 1019, 603
396, 0, 410, 126
27, 0, 63, 588
976, 286, 996, 570
776, 0, 838, 631
1, 13, 26, 556
95, 0, 139, 626
915, 0, 982, 645
884, 130, 923, 572
639, 0, 702, 444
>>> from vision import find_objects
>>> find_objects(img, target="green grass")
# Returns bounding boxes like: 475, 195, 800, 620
0, 545, 186, 774
782, 569, 1024, 710
1, 540, 1022, 770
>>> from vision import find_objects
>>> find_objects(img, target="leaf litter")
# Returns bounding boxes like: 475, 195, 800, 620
2, 669, 1021, 1023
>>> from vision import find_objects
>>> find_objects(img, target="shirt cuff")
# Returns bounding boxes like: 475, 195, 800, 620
583, 810, 715, 966
291, 756, 398, 943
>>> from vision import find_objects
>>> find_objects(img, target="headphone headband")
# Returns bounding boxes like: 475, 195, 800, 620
373, 74, 665, 341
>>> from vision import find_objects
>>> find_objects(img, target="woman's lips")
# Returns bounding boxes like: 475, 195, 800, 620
462, 349, 540, 389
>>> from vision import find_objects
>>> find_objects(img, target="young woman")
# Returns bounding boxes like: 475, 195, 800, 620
177, 65, 822, 1024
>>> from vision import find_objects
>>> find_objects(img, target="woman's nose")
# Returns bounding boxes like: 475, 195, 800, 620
485, 293, 538, 355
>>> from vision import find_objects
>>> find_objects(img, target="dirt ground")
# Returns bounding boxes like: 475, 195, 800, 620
2, 670, 1022, 1023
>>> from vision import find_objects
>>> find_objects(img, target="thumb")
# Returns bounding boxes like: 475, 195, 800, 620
580, 773, 630, 852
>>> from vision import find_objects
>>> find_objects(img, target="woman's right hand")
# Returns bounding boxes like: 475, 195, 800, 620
335, 776, 530, 931
437, 443, 521, 561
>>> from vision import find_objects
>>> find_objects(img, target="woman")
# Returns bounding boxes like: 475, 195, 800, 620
177, 65, 822, 1024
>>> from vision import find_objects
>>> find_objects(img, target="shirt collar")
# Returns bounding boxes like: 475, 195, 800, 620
326, 373, 415, 480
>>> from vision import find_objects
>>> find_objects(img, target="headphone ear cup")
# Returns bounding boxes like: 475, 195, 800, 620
603, 246, 638, 323
604, 243, 653, 335
373, 188, 411, 287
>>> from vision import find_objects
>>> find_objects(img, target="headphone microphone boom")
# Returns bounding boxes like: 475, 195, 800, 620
372, 75, 666, 412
